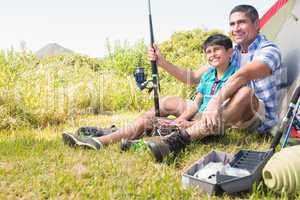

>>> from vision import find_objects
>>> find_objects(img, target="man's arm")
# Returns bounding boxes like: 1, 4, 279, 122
148, 46, 209, 85
203, 60, 272, 129
214, 60, 271, 102
218, 42, 281, 101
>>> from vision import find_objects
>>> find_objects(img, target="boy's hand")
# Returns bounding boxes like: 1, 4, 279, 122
175, 118, 194, 129
148, 44, 164, 66
156, 118, 176, 126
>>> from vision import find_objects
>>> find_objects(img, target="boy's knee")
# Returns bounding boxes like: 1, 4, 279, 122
160, 96, 179, 105
159, 96, 185, 114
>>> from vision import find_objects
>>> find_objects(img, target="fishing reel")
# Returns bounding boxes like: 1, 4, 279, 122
134, 67, 154, 93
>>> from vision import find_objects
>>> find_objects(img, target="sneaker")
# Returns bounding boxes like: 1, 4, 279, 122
120, 139, 136, 151
120, 139, 146, 151
120, 137, 162, 151
76, 125, 118, 137
146, 129, 191, 162
62, 132, 103, 150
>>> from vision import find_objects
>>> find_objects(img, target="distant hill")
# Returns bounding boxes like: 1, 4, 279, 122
36, 43, 73, 58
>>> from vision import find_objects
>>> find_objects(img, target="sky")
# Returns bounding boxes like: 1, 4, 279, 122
0, 0, 277, 58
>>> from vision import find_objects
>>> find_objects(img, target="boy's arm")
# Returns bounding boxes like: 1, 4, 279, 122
148, 45, 209, 85
177, 93, 203, 120
159, 60, 209, 86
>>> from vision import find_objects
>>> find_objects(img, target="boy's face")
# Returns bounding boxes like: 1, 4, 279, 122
205, 44, 232, 68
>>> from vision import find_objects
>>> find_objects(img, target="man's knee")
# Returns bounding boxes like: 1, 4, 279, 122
232, 87, 259, 120
235, 87, 254, 99
234, 87, 258, 106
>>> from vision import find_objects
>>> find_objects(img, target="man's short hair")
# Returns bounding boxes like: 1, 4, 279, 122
230, 4, 259, 23
202, 34, 233, 51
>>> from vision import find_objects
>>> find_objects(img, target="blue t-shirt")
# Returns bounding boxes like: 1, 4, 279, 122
197, 63, 236, 112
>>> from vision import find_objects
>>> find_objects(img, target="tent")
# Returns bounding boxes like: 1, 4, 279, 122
260, 0, 300, 119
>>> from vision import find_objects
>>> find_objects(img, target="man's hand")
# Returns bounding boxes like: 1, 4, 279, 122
148, 44, 165, 66
200, 102, 221, 134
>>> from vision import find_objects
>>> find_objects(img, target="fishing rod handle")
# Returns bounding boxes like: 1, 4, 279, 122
270, 121, 286, 149
290, 85, 300, 104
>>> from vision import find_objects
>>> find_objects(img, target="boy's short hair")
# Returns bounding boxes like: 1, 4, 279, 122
202, 34, 233, 51
230, 4, 259, 23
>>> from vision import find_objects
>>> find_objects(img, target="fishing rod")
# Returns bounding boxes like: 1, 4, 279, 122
148, 0, 160, 117
270, 85, 300, 149
134, 0, 160, 118
120, 0, 163, 151
282, 97, 300, 147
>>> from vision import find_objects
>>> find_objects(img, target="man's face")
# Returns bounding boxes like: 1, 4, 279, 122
229, 12, 259, 47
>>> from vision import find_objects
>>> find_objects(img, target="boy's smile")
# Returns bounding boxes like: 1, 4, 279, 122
205, 45, 232, 69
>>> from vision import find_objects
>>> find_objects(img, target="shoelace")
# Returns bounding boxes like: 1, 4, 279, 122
165, 132, 188, 153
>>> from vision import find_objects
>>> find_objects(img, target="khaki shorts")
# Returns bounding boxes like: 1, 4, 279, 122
186, 99, 265, 131
232, 99, 265, 131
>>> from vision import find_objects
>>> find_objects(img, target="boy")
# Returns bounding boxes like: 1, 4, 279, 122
164, 33, 236, 128
144, 34, 237, 161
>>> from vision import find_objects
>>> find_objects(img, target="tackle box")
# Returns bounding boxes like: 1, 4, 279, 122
182, 149, 274, 195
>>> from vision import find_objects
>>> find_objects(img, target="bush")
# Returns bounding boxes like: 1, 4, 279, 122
0, 28, 222, 129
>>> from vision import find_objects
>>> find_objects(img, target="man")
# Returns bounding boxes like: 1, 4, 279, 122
146, 4, 282, 161
63, 5, 282, 162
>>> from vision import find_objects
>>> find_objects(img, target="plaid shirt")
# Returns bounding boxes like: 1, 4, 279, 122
232, 34, 282, 132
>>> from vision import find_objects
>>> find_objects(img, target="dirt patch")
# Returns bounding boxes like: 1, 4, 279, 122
72, 163, 88, 178
0, 162, 13, 171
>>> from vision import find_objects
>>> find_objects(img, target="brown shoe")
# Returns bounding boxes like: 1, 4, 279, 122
146, 129, 191, 162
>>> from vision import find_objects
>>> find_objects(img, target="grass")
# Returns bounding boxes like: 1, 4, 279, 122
0, 112, 299, 200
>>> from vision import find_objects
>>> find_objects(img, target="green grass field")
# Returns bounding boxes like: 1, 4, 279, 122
0, 112, 298, 200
